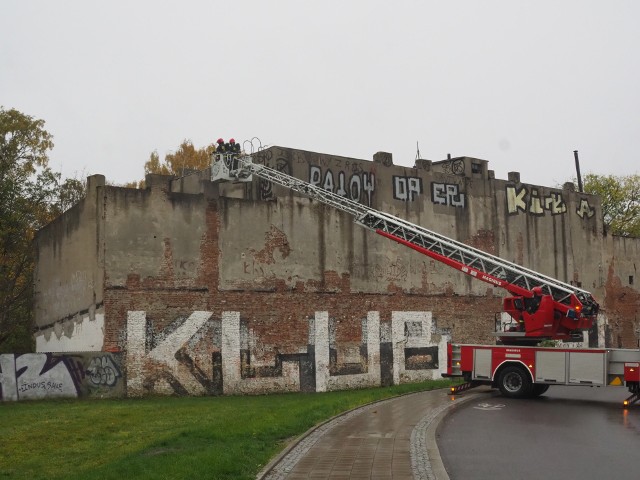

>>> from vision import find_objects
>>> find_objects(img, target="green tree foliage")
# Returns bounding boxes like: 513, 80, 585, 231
582, 173, 640, 237
0, 107, 85, 352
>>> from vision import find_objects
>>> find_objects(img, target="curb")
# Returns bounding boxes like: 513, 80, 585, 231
256, 388, 441, 479
424, 388, 493, 479
256, 386, 493, 479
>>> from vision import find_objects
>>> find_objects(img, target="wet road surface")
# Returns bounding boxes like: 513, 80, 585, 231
438, 386, 640, 480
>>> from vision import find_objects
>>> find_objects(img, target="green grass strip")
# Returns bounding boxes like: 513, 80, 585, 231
0, 379, 458, 479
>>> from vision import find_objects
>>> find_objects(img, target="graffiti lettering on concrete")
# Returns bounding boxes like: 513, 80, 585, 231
432, 182, 466, 208
507, 185, 567, 216
15, 354, 79, 400
352, 258, 424, 282
0, 353, 122, 401
441, 159, 466, 176
373, 261, 407, 282
309, 166, 375, 206
390, 178, 466, 207
577, 198, 596, 219
254, 156, 291, 200
87, 356, 122, 387
393, 176, 423, 202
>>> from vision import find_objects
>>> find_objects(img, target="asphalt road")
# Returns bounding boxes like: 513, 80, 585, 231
437, 386, 640, 480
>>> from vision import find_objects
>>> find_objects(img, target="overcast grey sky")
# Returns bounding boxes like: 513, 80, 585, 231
2, 1, 638, 187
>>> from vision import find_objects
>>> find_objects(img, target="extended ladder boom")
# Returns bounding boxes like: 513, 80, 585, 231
211, 153, 598, 340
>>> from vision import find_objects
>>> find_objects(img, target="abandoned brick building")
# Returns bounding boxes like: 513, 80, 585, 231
22, 146, 640, 399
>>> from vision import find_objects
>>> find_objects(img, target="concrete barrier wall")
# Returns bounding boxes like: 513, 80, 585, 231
0, 352, 123, 401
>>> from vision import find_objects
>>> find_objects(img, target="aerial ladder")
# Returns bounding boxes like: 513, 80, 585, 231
211, 149, 598, 345
211, 149, 640, 406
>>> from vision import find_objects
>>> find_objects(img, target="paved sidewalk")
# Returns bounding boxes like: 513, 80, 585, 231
258, 387, 489, 480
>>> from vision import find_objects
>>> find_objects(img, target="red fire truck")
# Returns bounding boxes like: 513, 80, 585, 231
211, 149, 640, 407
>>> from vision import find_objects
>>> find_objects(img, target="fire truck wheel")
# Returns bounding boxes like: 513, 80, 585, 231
529, 384, 550, 397
497, 365, 533, 398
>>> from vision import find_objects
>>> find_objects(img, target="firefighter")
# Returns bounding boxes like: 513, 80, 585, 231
526, 286, 543, 314
215, 138, 225, 153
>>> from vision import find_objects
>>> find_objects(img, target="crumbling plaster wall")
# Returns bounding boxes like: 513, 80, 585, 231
32, 145, 640, 397
217, 147, 605, 299
103, 174, 207, 289
603, 235, 640, 348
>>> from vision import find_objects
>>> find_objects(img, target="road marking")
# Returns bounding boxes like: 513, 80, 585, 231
473, 403, 505, 411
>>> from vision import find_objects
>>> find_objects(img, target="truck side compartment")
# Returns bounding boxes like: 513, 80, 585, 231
445, 343, 640, 406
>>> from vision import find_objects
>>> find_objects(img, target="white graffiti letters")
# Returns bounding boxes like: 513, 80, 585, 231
126, 311, 213, 396
309, 166, 375, 206
577, 198, 595, 219
507, 185, 567, 216
393, 176, 423, 202
432, 183, 465, 208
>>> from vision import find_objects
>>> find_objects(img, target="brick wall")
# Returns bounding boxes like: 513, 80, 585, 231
33, 146, 640, 397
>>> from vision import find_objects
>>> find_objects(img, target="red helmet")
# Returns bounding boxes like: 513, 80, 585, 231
217, 138, 224, 144
532, 286, 543, 296
229, 138, 236, 144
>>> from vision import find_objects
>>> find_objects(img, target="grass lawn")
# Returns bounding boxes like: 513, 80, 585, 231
0, 379, 457, 480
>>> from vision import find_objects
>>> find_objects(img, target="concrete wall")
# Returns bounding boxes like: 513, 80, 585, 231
603, 235, 640, 348
220, 147, 606, 299
0, 352, 123, 401
33, 175, 106, 351
32, 145, 640, 397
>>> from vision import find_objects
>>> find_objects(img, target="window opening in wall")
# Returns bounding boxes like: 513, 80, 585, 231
630, 275, 634, 285
471, 163, 482, 174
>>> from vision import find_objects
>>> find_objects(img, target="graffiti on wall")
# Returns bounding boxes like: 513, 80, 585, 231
507, 185, 567, 216
126, 310, 447, 397
351, 258, 426, 284
507, 185, 596, 219
577, 198, 596, 219
432, 183, 466, 208
441, 158, 466, 176
309, 166, 375, 206
258, 156, 292, 201
329, 317, 368, 376
391, 311, 441, 385
86, 355, 121, 387
0, 353, 123, 401
391, 175, 466, 209
393, 176, 423, 202
126, 311, 223, 397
